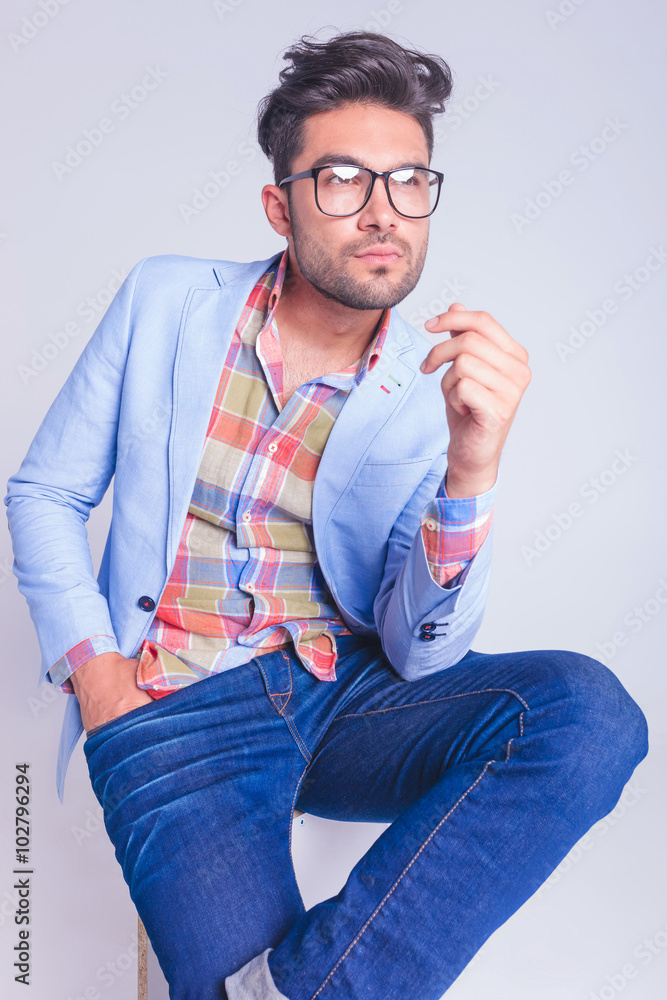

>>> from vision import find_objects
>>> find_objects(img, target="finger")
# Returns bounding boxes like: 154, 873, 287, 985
424, 307, 500, 338
443, 302, 468, 336
446, 376, 502, 426
421, 330, 528, 378
441, 353, 519, 398
424, 309, 528, 362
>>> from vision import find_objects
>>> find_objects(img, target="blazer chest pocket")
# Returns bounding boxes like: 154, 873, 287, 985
353, 457, 433, 488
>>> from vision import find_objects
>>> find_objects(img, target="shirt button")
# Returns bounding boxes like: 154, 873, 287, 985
425, 518, 437, 532
246, 583, 254, 592
242, 511, 251, 522
267, 442, 278, 453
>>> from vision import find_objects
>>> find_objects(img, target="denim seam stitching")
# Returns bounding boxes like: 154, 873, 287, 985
256, 653, 311, 761
267, 650, 294, 704
309, 702, 530, 999
288, 761, 312, 892
503, 711, 525, 761
309, 759, 495, 999
256, 653, 291, 704
329, 686, 531, 721
281, 712, 312, 763
272, 654, 313, 761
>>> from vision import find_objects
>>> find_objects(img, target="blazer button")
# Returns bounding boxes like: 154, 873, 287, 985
421, 623, 437, 631
419, 633, 436, 641
137, 596, 155, 612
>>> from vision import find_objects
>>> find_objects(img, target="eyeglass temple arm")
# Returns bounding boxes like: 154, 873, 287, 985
278, 169, 316, 187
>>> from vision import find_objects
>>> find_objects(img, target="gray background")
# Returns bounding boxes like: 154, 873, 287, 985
1, 1, 665, 998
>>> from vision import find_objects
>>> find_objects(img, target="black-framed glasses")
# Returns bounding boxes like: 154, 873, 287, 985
278, 163, 444, 219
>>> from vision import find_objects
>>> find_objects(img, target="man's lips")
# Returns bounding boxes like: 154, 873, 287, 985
353, 246, 403, 264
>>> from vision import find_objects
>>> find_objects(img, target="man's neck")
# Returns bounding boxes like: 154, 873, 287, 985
273, 254, 385, 363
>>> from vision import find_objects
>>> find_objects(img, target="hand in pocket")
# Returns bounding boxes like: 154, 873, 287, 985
69, 652, 155, 734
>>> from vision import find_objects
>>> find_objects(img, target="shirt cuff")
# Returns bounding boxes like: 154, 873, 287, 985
440, 468, 498, 507
421, 471, 498, 588
48, 634, 120, 693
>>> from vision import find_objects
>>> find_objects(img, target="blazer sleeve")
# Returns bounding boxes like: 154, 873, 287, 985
373, 458, 497, 681
3, 258, 148, 686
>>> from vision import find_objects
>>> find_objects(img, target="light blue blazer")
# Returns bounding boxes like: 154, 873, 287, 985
4, 252, 495, 802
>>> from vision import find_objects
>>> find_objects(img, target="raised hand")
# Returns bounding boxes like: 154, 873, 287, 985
420, 303, 531, 497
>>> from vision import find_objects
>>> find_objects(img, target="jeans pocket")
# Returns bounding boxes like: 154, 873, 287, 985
255, 647, 294, 716
84, 698, 160, 741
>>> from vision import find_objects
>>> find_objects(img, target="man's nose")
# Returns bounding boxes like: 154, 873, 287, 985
357, 176, 400, 230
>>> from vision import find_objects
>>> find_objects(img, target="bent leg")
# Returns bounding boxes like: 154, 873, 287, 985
255, 647, 648, 1000
83, 659, 308, 1000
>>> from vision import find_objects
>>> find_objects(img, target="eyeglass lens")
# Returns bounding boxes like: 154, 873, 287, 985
316, 166, 440, 217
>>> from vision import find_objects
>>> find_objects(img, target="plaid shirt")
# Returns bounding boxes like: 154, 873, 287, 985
50, 249, 495, 694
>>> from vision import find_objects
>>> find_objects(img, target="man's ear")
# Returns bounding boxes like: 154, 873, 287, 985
261, 184, 292, 238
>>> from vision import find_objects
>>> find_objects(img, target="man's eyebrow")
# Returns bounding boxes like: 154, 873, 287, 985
308, 153, 430, 171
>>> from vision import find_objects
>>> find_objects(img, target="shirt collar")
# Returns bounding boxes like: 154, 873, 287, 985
266, 248, 289, 320
265, 248, 391, 386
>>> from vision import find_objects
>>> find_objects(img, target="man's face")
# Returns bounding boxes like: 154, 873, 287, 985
280, 103, 432, 310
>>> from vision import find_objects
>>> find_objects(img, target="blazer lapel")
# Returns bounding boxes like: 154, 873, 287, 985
312, 308, 419, 580
165, 253, 280, 568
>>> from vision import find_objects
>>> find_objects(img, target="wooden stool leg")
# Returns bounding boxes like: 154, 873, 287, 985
138, 914, 148, 999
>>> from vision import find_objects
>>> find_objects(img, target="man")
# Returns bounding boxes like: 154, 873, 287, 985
5, 30, 648, 1000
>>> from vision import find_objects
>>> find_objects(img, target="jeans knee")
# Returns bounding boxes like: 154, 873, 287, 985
550, 651, 649, 771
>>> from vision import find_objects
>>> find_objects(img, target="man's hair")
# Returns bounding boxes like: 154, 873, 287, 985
256, 31, 454, 185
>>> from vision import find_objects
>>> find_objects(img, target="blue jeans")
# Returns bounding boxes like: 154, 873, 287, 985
83, 635, 648, 1000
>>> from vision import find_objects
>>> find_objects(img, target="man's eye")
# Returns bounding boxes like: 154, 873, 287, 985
330, 167, 362, 184
391, 169, 419, 186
